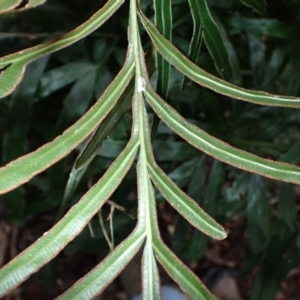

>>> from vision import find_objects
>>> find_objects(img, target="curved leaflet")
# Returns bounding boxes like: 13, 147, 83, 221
0, 136, 139, 296
0, 52, 134, 194
138, 11, 300, 108
0, 0, 124, 98
145, 86, 300, 185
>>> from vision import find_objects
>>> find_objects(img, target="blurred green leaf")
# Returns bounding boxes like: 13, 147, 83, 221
262, 47, 286, 91
151, 0, 172, 139
190, 0, 234, 81
75, 81, 133, 170
251, 233, 300, 300
187, 156, 207, 202
38, 63, 95, 99
1, 57, 48, 221
57, 166, 86, 220
226, 16, 297, 41
246, 175, 270, 254
167, 158, 198, 187
154, 0, 172, 97
280, 140, 300, 163
212, 12, 241, 85
58, 81, 133, 218
182, 0, 202, 89
239, 0, 266, 15
284, 56, 300, 96
248, 34, 266, 89
57, 69, 96, 133
277, 182, 296, 236
2, 57, 48, 164
184, 159, 224, 262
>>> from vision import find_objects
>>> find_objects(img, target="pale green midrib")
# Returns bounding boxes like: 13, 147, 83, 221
167, 42, 299, 105
0, 0, 124, 66
153, 242, 208, 298
130, 1, 156, 297
0, 140, 139, 294
130, 0, 153, 243
147, 90, 300, 180
0, 61, 134, 193
138, 100, 155, 298
64, 232, 145, 299
145, 240, 155, 299
142, 16, 300, 107
147, 163, 224, 239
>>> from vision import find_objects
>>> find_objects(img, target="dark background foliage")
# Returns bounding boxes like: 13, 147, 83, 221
0, 0, 300, 298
